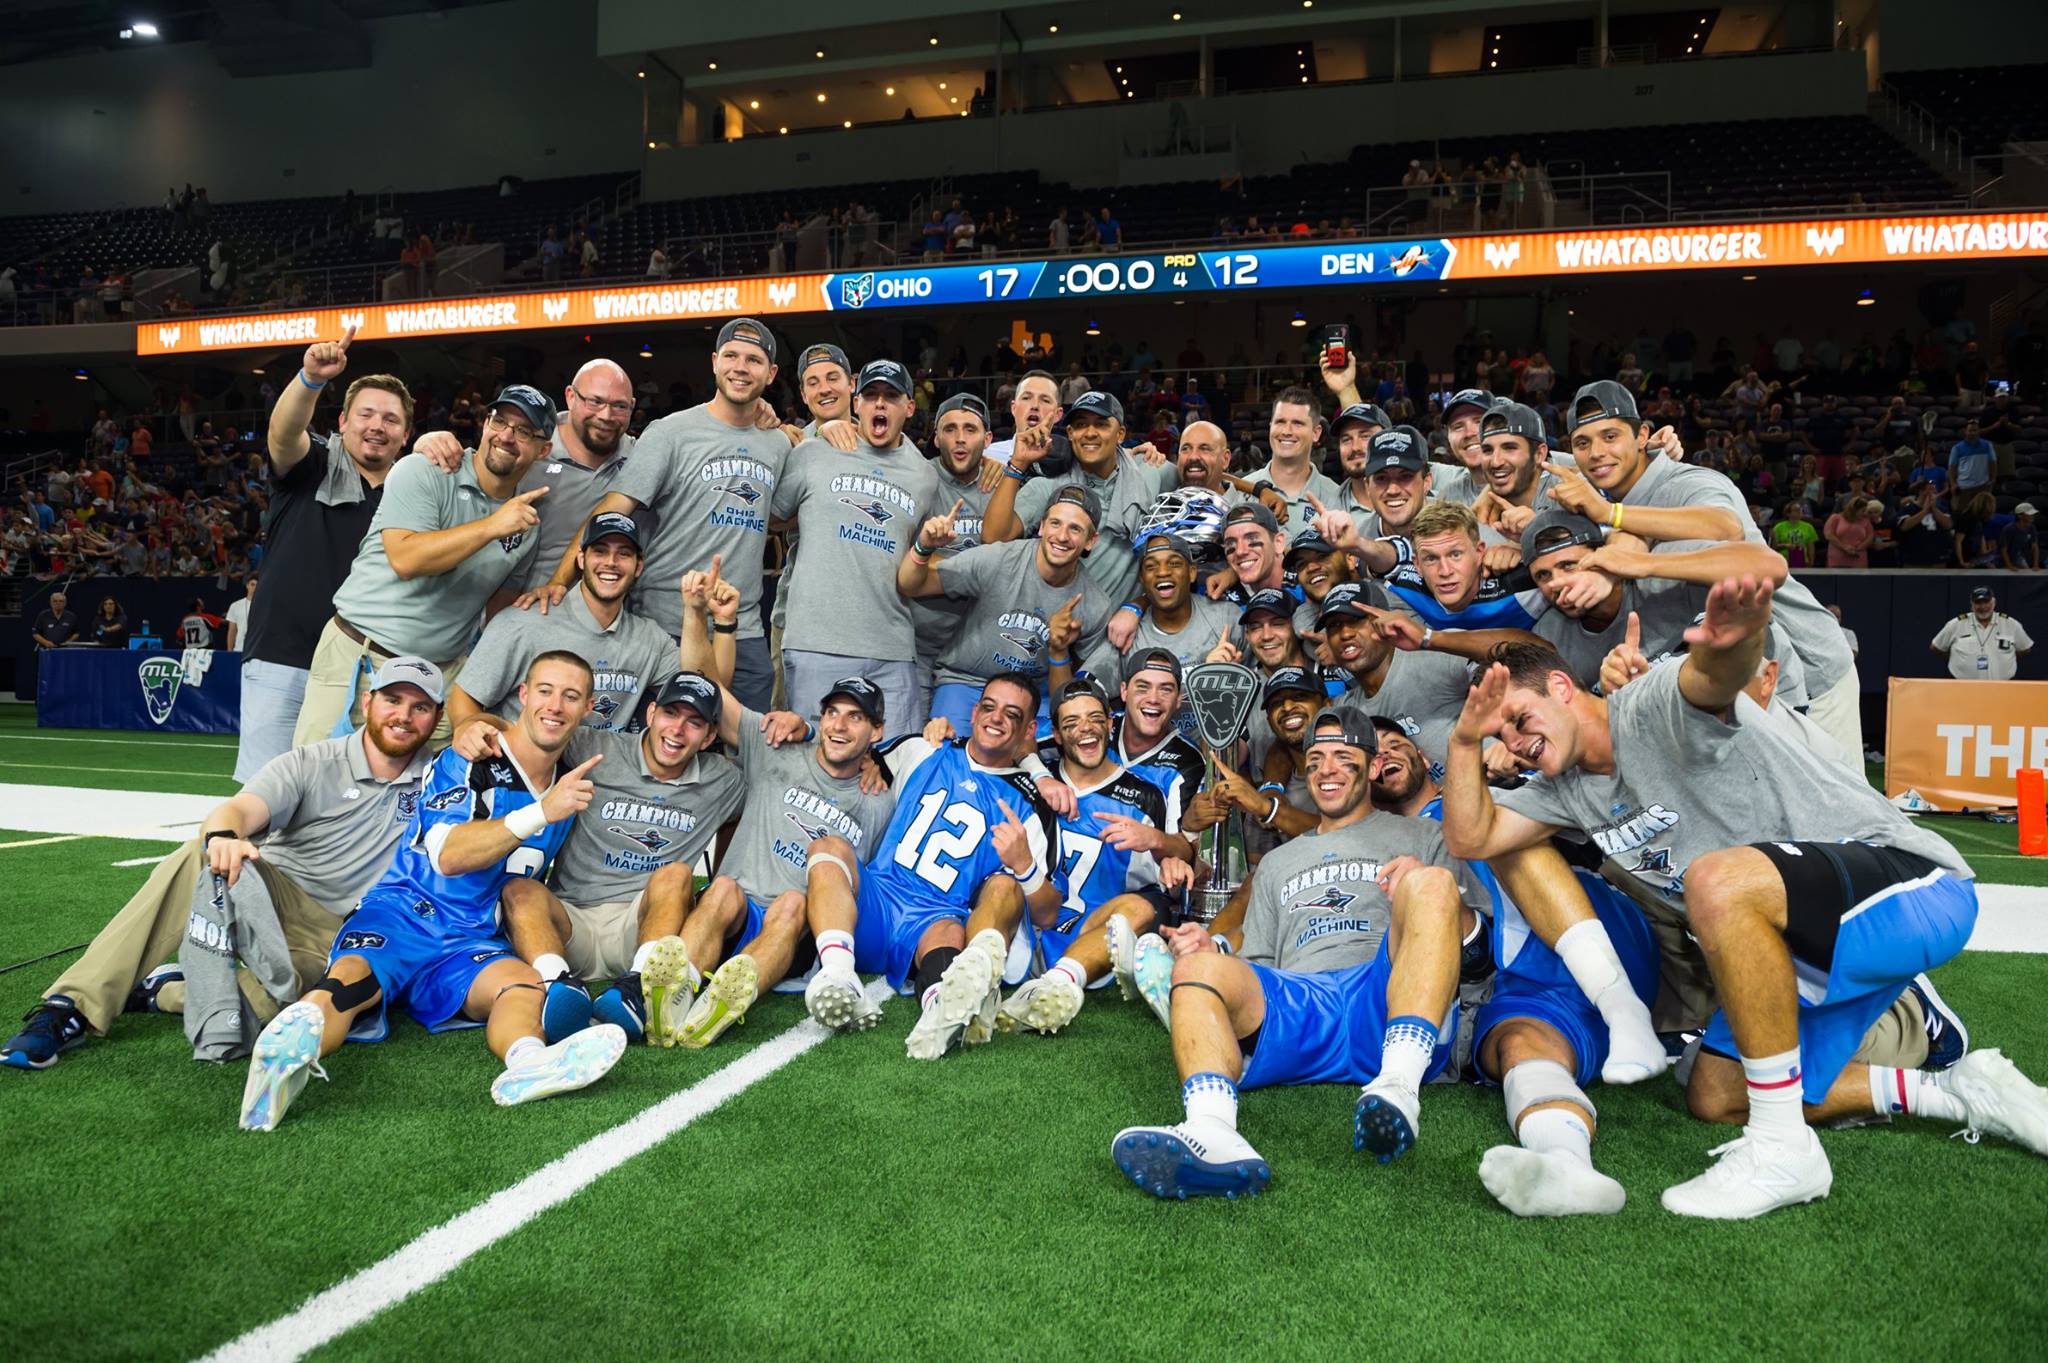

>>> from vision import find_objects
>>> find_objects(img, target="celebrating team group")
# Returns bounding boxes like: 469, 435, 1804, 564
9, 314, 2045, 1222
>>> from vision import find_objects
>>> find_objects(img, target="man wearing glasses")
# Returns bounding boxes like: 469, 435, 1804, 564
293, 385, 559, 748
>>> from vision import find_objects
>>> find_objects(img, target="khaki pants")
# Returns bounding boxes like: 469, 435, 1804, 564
46, 839, 346, 1035
293, 616, 463, 749
1803, 668, 1866, 772
562, 892, 650, 982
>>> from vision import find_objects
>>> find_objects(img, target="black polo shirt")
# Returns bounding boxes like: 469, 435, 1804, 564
243, 432, 383, 668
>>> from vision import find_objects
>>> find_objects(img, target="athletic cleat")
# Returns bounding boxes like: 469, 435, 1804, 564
997, 975, 1085, 1035
1660, 1128, 1832, 1219
126, 964, 183, 1015
1107, 913, 1141, 1001
1353, 1079, 1421, 1163
592, 974, 648, 1044
2, 997, 89, 1071
677, 954, 759, 1049
638, 935, 696, 1047
1133, 932, 1174, 1028
961, 929, 1008, 1046
1112, 1119, 1271, 1200
491, 1024, 628, 1107
1479, 1146, 1627, 1217
906, 944, 998, 1061
1939, 1048, 2048, 1155
805, 965, 881, 1032
238, 1001, 328, 1131
540, 976, 594, 1043
1910, 973, 1969, 1071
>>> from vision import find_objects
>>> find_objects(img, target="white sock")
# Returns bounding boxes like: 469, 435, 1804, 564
1182, 1071, 1238, 1129
1048, 956, 1087, 988
533, 953, 571, 983
629, 940, 658, 975
818, 930, 856, 970
1518, 1107, 1594, 1165
1555, 920, 1663, 1076
1379, 1015, 1438, 1091
505, 1035, 545, 1069
1741, 1046, 1808, 1141
1870, 1065, 1969, 1123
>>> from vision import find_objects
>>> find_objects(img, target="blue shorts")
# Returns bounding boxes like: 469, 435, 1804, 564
851, 870, 973, 992
1474, 873, 1661, 1087
1238, 944, 1455, 1091
327, 892, 518, 1042
1701, 862, 1977, 1104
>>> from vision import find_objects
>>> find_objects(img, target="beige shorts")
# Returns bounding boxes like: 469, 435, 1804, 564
563, 891, 649, 982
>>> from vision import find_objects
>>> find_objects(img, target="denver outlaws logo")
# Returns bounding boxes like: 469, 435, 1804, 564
838, 497, 895, 525
611, 826, 673, 854
841, 273, 875, 308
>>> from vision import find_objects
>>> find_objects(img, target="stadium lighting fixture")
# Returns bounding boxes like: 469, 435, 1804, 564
1049, 25, 1058, 33
639, 343, 654, 357
939, 81, 947, 89
816, 49, 826, 58
950, 96, 958, 104
1289, 311, 1306, 327
1856, 290, 1875, 306
74, 368, 89, 380
1302, 1, 1313, 8
133, 21, 159, 37
1171, 11, 1182, 20
647, 140, 656, 148
749, 99, 760, 109
636, 70, 645, 78
1741, 273, 1758, 281
707, 61, 717, 70
779, 126, 789, 134
929, 35, 939, 46
1086, 320, 1101, 335
843, 120, 852, 127
816, 92, 827, 102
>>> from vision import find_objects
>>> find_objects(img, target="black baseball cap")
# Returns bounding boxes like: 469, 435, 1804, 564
716, 317, 777, 362
1121, 647, 1184, 685
1284, 528, 1336, 564
1970, 586, 1994, 602
822, 675, 886, 725
856, 358, 912, 395
1055, 675, 1114, 714
650, 670, 722, 724
582, 511, 643, 551
1363, 427, 1429, 476
1520, 508, 1605, 565
934, 392, 990, 426
1239, 588, 1295, 622
1316, 582, 1376, 627
1444, 388, 1495, 421
1139, 533, 1198, 566
1066, 390, 1124, 425
1304, 710, 1378, 755
1331, 402, 1391, 434
798, 342, 849, 374
1048, 484, 1103, 529
1224, 502, 1280, 535
1570, 379, 1641, 431
1480, 401, 1547, 445
489, 384, 558, 441
1263, 666, 1320, 705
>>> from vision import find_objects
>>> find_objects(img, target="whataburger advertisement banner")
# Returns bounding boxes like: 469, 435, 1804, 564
1885, 678, 2048, 811
137, 209, 2048, 357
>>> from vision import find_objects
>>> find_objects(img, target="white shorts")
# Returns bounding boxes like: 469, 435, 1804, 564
563, 891, 649, 981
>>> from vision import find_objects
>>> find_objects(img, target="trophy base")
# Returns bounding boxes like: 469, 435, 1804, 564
1187, 885, 1235, 925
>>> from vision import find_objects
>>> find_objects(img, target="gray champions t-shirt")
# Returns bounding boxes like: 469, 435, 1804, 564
717, 707, 900, 902
1083, 594, 1241, 682
548, 729, 746, 906
456, 588, 678, 732
1239, 809, 1490, 973
1493, 658, 1970, 917
772, 437, 941, 662
1013, 451, 1176, 605
931, 539, 1113, 690
911, 468, 995, 667
613, 404, 785, 640
242, 733, 434, 909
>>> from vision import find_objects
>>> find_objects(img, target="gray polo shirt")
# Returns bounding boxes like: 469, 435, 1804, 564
613, 404, 783, 640
241, 732, 434, 909
330, 450, 538, 660
1013, 452, 1176, 604
772, 436, 942, 662
717, 707, 899, 902
931, 538, 1113, 690
515, 430, 634, 591
456, 587, 677, 732
549, 728, 746, 906
911, 466, 995, 668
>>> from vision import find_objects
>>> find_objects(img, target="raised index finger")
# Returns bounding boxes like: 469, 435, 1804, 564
1625, 610, 1641, 649
570, 752, 605, 778
994, 797, 1021, 825
1542, 459, 1576, 479
1305, 491, 1328, 516
947, 497, 965, 519
338, 323, 357, 349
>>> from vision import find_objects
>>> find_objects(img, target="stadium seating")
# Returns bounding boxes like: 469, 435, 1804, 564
1885, 64, 2048, 157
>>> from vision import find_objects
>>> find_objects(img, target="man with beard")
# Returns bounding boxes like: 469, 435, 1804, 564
774, 359, 943, 734
1326, 402, 1393, 541
294, 385, 556, 746
1110, 711, 1487, 1199
447, 512, 679, 734
1427, 387, 1497, 506
3, 660, 442, 1071
1469, 401, 1560, 546
238, 653, 629, 1130
984, 369, 1067, 470
1211, 667, 1330, 851
539, 319, 794, 710
1213, 587, 1348, 770
906, 394, 1002, 715
1240, 387, 1341, 530
1080, 535, 1240, 690
1306, 428, 1435, 582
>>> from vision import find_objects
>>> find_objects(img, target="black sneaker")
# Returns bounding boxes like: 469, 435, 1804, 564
125, 963, 183, 1014
1909, 973, 1969, 1071
2, 996, 89, 1070
592, 973, 647, 1044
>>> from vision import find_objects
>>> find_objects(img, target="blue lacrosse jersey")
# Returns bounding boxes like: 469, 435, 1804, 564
1112, 715, 1204, 836
1049, 764, 1169, 930
866, 737, 1054, 916
368, 746, 573, 940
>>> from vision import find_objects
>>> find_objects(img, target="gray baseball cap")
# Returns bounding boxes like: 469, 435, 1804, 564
367, 655, 446, 704
716, 317, 777, 362
1519, 508, 1606, 565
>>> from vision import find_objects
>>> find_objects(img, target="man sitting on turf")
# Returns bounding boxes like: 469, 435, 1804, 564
1110, 711, 1488, 1199
800, 673, 1061, 1060
238, 651, 625, 1131
1440, 587, 2048, 1218
3, 658, 441, 1071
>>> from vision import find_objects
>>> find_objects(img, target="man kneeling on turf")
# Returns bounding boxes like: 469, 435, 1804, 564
1112, 712, 1488, 1199
239, 651, 625, 1131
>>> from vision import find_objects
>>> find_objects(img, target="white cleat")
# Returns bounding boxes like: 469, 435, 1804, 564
1479, 1146, 1627, 1217
960, 929, 1007, 1047
239, 1001, 328, 1133
676, 954, 759, 1049
1106, 914, 1141, 1001
491, 1024, 628, 1107
906, 942, 998, 1061
1660, 1128, 1832, 1219
1133, 932, 1174, 1028
1112, 1117, 1271, 1200
805, 965, 881, 1033
1353, 1077, 1422, 1163
1939, 1048, 2048, 1155
997, 975, 1085, 1035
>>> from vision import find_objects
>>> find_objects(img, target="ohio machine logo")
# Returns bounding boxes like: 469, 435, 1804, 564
841, 273, 875, 308
137, 652, 212, 725
717, 481, 764, 504
610, 826, 673, 854
839, 497, 895, 525
1292, 887, 1358, 912
784, 810, 833, 842
1805, 225, 1846, 258
542, 295, 571, 321
339, 310, 367, 332
1484, 240, 1522, 271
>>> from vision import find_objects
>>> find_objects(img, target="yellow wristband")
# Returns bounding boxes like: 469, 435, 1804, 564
1609, 502, 1625, 529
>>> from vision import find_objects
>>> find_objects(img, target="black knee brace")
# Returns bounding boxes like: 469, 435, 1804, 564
307, 974, 380, 1012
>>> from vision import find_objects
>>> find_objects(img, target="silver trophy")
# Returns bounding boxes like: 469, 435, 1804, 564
1182, 662, 1263, 923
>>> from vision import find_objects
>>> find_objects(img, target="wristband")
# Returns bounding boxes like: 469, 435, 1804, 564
1009, 863, 1047, 895
1117, 602, 1144, 618
913, 539, 932, 556
1261, 795, 1282, 827
1609, 503, 1624, 529
298, 370, 326, 391
1420, 626, 1433, 650
504, 804, 547, 840
203, 828, 238, 844
1045, 655, 1070, 668
710, 620, 738, 634
1004, 462, 1029, 480
1213, 935, 1234, 956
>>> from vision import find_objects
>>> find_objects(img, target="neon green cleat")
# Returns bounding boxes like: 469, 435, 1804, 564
676, 954, 760, 1049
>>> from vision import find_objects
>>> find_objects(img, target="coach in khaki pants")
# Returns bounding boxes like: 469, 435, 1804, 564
1, 660, 443, 1071
292, 385, 559, 748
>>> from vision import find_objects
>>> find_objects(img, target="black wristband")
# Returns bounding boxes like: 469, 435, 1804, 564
203, 829, 238, 844
710, 620, 738, 634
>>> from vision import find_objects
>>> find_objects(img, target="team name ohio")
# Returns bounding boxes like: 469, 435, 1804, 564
832, 475, 921, 553
701, 458, 775, 532
1589, 802, 1680, 857
1278, 859, 1386, 903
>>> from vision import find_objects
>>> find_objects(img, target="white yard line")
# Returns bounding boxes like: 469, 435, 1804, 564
0, 834, 90, 851
0, 732, 238, 749
197, 983, 888, 1363
111, 854, 174, 868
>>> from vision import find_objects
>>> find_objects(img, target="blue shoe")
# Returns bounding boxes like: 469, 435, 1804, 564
592, 974, 647, 1044
2, 997, 89, 1071
126, 964, 183, 1014
1112, 1120, 1270, 1200
541, 977, 594, 1043
1910, 973, 1969, 1071
1353, 1080, 1420, 1164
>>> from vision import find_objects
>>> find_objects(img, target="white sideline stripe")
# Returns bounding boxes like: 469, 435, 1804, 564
112, 854, 174, 867
0, 732, 238, 749
0, 834, 89, 850
197, 983, 888, 1363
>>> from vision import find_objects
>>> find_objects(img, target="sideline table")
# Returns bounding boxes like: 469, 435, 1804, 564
36, 647, 241, 734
